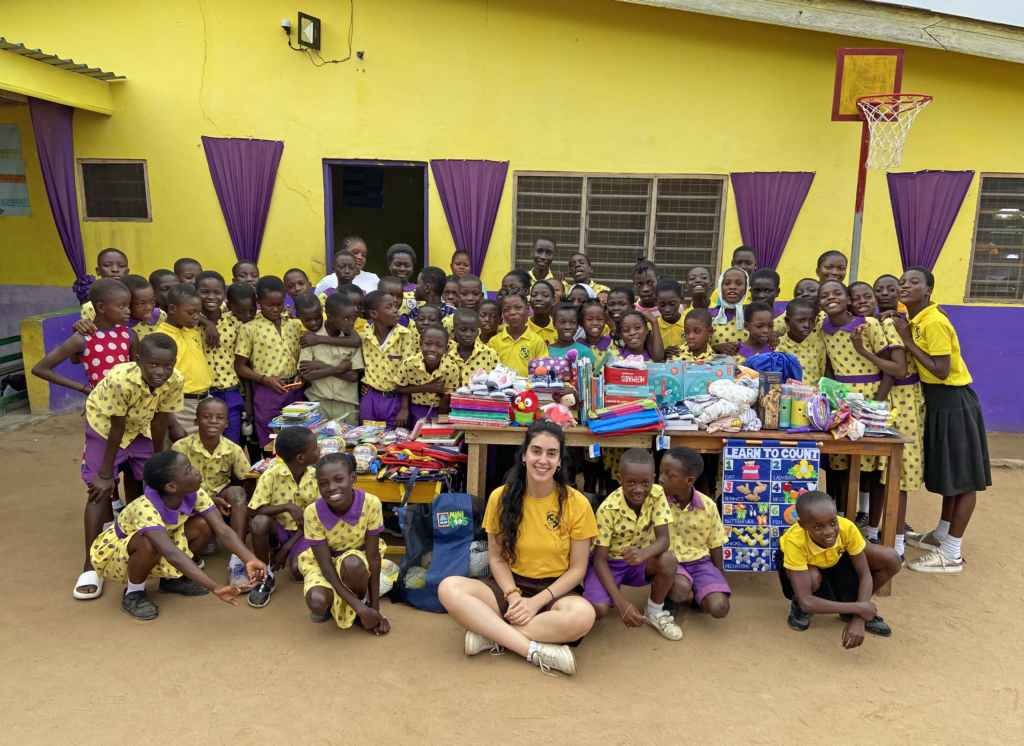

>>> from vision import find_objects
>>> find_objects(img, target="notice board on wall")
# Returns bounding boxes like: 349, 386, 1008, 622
0, 124, 30, 216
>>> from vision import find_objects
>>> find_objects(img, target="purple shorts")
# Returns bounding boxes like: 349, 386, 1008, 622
81, 423, 154, 485
408, 402, 437, 425
253, 382, 303, 448
360, 388, 402, 429
211, 387, 244, 445
272, 522, 312, 561
677, 555, 732, 605
582, 557, 652, 606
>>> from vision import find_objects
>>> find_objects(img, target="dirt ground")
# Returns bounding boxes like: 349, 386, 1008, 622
2, 415, 1022, 745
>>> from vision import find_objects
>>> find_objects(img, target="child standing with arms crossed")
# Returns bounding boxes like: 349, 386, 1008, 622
196, 271, 246, 444
360, 289, 416, 428
234, 276, 304, 448
297, 293, 364, 422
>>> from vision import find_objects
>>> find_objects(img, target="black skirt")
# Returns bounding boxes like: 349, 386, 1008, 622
921, 382, 991, 496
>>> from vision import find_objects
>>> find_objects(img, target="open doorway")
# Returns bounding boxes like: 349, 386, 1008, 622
324, 160, 428, 279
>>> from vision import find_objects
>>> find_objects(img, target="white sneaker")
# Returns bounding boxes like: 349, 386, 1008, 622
645, 610, 684, 641
531, 643, 577, 676
464, 630, 504, 656
908, 549, 964, 574
905, 529, 942, 551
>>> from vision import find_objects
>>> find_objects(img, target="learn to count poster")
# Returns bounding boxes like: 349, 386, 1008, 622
720, 439, 820, 572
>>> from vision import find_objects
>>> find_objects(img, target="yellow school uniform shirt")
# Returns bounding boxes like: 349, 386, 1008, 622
171, 433, 250, 495
155, 322, 213, 394
776, 330, 826, 386
779, 515, 865, 571
446, 341, 500, 386
677, 344, 716, 362
235, 314, 303, 379
710, 310, 748, 348
205, 313, 242, 389
773, 314, 789, 335
402, 289, 418, 315
910, 304, 972, 386
354, 316, 367, 334
360, 323, 415, 393
666, 488, 728, 563
587, 279, 610, 296
657, 315, 687, 352
299, 326, 364, 407
85, 362, 184, 448
129, 311, 167, 341
527, 317, 558, 346
487, 327, 549, 377
529, 269, 570, 296
80, 301, 96, 321
483, 485, 598, 579
397, 352, 460, 407
593, 485, 673, 560
248, 460, 318, 531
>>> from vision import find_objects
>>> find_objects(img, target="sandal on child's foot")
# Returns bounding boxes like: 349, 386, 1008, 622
122, 590, 159, 621
73, 570, 104, 600
158, 576, 209, 596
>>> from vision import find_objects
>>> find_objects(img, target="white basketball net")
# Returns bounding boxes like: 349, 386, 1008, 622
857, 94, 932, 169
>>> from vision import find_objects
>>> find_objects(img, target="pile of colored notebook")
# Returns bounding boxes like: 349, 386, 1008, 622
586, 400, 665, 436
269, 402, 324, 431
448, 392, 511, 427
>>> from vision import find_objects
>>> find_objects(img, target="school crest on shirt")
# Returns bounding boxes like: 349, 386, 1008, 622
519, 347, 531, 361
545, 512, 562, 531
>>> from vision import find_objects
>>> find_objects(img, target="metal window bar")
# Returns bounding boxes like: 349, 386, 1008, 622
968, 176, 1024, 301
513, 176, 584, 274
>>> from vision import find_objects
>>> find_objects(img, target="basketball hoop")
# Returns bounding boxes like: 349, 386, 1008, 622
856, 93, 931, 169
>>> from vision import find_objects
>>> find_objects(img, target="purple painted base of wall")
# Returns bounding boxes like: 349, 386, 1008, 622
0, 284, 78, 339
43, 311, 89, 414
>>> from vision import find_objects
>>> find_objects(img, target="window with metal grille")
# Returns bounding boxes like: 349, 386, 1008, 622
77, 160, 151, 221
967, 175, 1024, 301
512, 172, 726, 291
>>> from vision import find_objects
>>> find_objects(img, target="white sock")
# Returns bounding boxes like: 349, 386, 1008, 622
894, 534, 905, 555
858, 491, 870, 514
101, 520, 114, 532
266, 565, 275, 579
934, 520, 951, 541
126, 580, 146, 594
526, 640, 538, 661
939, 534, 963, 560
866, 526, 880, 541
646, 598, 664, 615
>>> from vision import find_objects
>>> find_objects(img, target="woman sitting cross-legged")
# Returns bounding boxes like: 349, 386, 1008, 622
438, 420, 598, 676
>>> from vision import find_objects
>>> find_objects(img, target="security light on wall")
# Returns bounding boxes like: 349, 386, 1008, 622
297, 12, 321, 50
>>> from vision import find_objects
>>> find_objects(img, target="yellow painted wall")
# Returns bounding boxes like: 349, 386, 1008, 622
2, 0, 1023, 307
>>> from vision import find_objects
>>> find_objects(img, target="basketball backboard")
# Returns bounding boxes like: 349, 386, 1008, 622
832, 48, 904, 121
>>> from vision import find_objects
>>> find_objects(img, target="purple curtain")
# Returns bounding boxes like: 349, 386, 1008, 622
201, 137, 284, 263
887, 170, 974, 271
730, 172, 815, 270
430, 160, 509, 275
28, 98, 92, 302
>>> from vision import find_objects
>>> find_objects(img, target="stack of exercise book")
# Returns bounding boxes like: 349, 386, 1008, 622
448, 391, 511, 427
269, 401, 325, 432
586, 400, 665, 436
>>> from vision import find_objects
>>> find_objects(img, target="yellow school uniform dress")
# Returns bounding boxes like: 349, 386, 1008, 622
235, 314, 303, 380
396, 352, 460, 408
90, 487, 217, 583
527, 317, 558, 347
482, 486, 598, 579
298, 326, 364, 420
586, 335, 616, 371
487, 327, 549, 378
773, 314, 789, 335
677, 344, 716, 362
594, 485, 673, 558
779, 515, 865, 571
710, 309, 748, 349
205, 314, 242, 390
155, 322, 213, 394
775, 330, 826, 386
85, 362, 185, 447
299, 491, 385, 628
666, 488, 728, 563
171, 433, 250, 496
127, 309, 167, 341
360, 323, 416, 394
734, 340, 770, 368
821, 315, 891, 472
446, 341, 500, 387
882, 324, 925, 492
657, 315, 687, 354
248, 460, 318, 533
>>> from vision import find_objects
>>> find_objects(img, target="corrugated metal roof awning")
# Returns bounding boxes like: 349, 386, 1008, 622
0, 37, 125, 81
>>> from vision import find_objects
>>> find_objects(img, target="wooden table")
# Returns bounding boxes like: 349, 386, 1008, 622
460, 424, 911, 595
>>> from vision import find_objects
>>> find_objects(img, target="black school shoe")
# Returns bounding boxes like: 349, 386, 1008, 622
248, 575, 276, 608
310, 611, 331, 623
158, 576, 209, 596
663, 599, 680, 618
839, 614, 892, 637
122, 590, 159, 621
788, 597, 812, 631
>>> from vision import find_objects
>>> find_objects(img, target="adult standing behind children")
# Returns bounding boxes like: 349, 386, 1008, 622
439, 420, 598, 677
315, 236, 379, 296
156, 284, 213, 442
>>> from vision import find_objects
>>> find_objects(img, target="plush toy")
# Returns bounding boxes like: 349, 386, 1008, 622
510, 390, 540, 426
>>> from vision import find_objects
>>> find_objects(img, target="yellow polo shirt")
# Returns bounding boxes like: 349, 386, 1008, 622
593, 485, 673, 560
360, 323, 415, 393
171, 433, 250, 495
248, 460, 319, 532
155, 322, 213, 394
527, 317, 558, 347
910, 304, 972, 386
396, 352, 460, 407
666, 488, 728, 563
235, 314, 303, 380
779, 516, 865, 571
85, 362, 184, 448
657, 314, 687, 351
487, 327, 549, 377
446, 341, 500, 386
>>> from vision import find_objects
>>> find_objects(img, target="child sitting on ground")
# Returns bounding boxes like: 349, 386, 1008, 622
777, 490, 900, 648
90, 450, 266, 620
360, 289, 416, 428
247, 426, 321, 608
171, 397, 252, 585
655, 278, 687, 360
446, 308, 499, 386
735, 300, 774, 366
297, 292, 364, 422
582, 449, 682, 641
658, 446, 731, 619
679, 308, 716, 362
775, 298, 826, 386
396, 324, 459, 425
301, 452, 390, 632
79, 248, 129, 321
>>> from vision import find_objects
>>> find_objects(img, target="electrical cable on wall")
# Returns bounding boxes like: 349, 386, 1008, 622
283, 0, 354, 67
